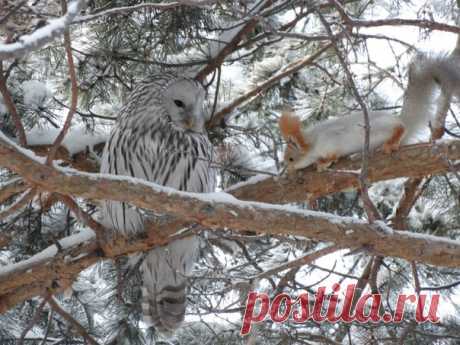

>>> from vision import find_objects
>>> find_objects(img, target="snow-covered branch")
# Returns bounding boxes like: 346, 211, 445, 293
1, 130, 460, 312
230, 141, 460, 203
1, 132, 460, 267
0, 0, 85, 60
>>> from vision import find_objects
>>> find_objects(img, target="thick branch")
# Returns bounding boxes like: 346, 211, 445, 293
0, 133, 460, 266
2, 134, 460, 312
0, 218, 190, 313
230, 141, 460, 203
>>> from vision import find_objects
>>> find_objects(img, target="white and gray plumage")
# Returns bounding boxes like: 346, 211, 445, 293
99, 74, 216, 333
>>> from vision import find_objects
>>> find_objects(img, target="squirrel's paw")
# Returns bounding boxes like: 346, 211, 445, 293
382, 125, 405, 154
315, 154, 338, 172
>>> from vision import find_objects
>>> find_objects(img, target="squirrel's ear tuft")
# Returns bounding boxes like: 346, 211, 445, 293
279, 111, 309, 149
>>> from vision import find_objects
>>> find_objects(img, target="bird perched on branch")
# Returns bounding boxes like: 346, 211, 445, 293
100, 74, 216, 333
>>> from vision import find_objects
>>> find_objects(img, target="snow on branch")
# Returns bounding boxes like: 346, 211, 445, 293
231, 141, 460, 204
1, 131, 460, 311
1, 131, 460, 268
0, 0, 85, 60
0, 215, 191, 313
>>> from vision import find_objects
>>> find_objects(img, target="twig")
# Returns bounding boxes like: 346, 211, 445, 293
46, 1, 78, 166
0, 62, 27, 146
398, 261, 422, 344
73, 0, 216, 24
18, 297, 49, 345
56, 194, 107, 245
0, 188, 36, 220
254, 244, 343, 280
207, 43, 333, 128
47, 296, 101, 345
334, 257, 373, 342
330, 0, 460, 34
368, 256, 383, 294
0, 0, 28, 26
421, 279, 460, 291
0, 177, 27, 204
195, 0, 273, 82
318, 6, 380, 222
0, 0, 85, 60
391, 178, 429, 229
40, 309, 54, 345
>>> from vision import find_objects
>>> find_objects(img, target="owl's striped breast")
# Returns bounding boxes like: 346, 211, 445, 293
100, 115, 215, 236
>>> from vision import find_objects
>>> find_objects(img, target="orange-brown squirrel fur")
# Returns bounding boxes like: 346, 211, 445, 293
278, 111, 310, 151
278, 52, 460, 171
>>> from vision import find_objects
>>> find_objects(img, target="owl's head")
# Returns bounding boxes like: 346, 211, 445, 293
162, 77, 208, 133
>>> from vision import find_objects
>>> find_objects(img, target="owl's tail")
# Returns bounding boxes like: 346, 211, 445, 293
140, 236, 200, 334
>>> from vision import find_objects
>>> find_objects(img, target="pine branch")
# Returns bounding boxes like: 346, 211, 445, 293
0, 0, 85, 60
230, 141, 460, 203
73, 0, 216, 24
18, 297, 49, 345
0, 63, 27, 146
46, 1, 79, 165
47, 297, 101, 345
206, 43, 333, 128
330, 0, 460, 34
0, 177, 26, 204
1, 132, 460, 316
253, 244, 343, 280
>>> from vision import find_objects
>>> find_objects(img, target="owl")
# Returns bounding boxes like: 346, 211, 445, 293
100, 74, 216, 333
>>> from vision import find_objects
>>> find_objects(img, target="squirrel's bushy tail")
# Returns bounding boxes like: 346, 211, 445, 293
401, 53, 460, 143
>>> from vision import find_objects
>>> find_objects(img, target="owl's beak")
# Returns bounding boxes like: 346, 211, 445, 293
183, 116, 195, 130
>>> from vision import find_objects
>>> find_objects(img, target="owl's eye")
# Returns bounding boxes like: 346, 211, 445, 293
174, 100, 185, 108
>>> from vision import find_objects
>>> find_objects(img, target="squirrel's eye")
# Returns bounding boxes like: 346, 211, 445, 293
174, 100, 185, 108
289, 157, 294, 162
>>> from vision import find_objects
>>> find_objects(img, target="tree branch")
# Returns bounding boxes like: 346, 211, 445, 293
73, 0, 215, 24
0, 62, 27, 146
46, 1, 79, 165
230, 141, 460, 203
47, 297, 101, 345
331, 0, 460, 34
0, 0, 85, 60
206, 43, 333, 128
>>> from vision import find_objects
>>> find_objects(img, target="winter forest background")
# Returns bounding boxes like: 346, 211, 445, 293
1, 0, 460, 344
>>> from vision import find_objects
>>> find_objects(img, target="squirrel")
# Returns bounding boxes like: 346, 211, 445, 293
279, 53, 460, 171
